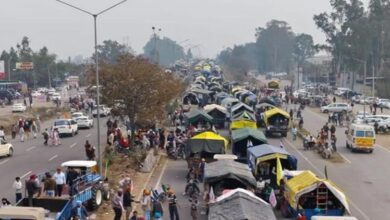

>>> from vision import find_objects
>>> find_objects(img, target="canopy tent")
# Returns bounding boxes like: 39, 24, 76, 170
232, 110, 256, 121
183, 92, 199, 105
221, 97, 240, 109
230, 119, 257, 130
186, 131, 228, 157
244, 94, 257, 105
256, 103, 276, 110
247, 144, 297, 186
215, 92, 230, 104
285, 171, 351, 216
204, 104, 228, 128
184, 109, 213, 125
195, 75, 206, 82
231, 128, 267, 159
209, 85, 222, 92
234, 90, 250, 99
268, 80, 280, 89
209, 188, 276, 220
258, 97, 277, 106
231, 86, 244, 94
203, 104, 228, 115
231, 102, 254, 116
204, 160, 257, 190
190, 87, 212, 95
263, 108, 290, 127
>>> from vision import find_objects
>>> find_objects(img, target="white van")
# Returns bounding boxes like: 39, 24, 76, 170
346, 123, 375, 153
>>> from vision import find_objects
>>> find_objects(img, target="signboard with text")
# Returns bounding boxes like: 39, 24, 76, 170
16, 61, 34, 70
0, 61, 5, 79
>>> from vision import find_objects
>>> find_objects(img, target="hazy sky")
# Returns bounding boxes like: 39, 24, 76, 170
0, 0, 338, 60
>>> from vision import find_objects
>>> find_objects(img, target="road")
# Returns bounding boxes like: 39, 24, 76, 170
0, 87, 107, 203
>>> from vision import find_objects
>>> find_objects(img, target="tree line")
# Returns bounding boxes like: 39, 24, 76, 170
217, 20, 315, 80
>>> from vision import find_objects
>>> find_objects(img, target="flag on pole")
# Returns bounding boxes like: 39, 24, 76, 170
269, 189, 277, 208
276, 156, 283, 186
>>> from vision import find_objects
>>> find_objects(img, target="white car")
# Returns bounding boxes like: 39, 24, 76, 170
12, 103, 27, 112
47, 88, 56, 95
92, 105, 110, 117
0, 139, 13, 157
71, 112, 84, 120
377, 98, 390, 107
76, 116, 94, 129
51, 92, 61, 101
31, 91, 42, 97
53, 119, 78, 137
355, 111, 372, 119
321, 103, 352, 113
360, 97, 377, 105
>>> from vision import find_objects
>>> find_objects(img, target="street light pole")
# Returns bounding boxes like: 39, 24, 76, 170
56, 0, 127, 176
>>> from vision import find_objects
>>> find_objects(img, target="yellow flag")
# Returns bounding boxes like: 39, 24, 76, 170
276, 156, 283, 186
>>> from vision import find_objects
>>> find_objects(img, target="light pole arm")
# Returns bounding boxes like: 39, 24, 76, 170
56, 0, 94, 15
97, 0, 127, 15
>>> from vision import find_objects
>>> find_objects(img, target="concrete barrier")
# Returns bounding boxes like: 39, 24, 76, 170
139, 150, 158, 173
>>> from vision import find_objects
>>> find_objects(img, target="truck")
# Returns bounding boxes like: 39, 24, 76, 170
16, 160, 110, 220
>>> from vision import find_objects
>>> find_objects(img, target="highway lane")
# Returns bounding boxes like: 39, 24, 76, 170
0, 115, 107, 203
286, 104, 390, 220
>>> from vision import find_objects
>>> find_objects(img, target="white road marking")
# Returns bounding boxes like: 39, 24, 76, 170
337, 152, 352, 164
0, 159, 9, 165
154, 158, 168, 189
48, 154, 58, 161
20, 171, 32, 179
283, 138, 369, 220
26, 146, 36, 151
85, 133, 91, 138
375, 144, 390, 153
69, 143, 77, 148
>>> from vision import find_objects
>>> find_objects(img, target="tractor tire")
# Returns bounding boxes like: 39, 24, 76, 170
87, 186, 103, 211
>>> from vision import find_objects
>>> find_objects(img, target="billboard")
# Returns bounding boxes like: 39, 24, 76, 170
16, 61, 34, 70
0, 61, 5, 80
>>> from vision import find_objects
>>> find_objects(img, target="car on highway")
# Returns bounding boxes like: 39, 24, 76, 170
0, 139, 13, 157
92, 105, 110, 117
47, 88, 56, 95
76, 115, 93, 129
351, 95, 363, 103
346, 123, 375, 153
71, 112, 84, 120
360, 96, 377, 105
11, 103, 27, 112
53, 119, 78, 137
334, 87, 350, 96
51, 92, 61, 101
377, 98, 390, 107
321, 103, 352, 113
31, 91, 42, 97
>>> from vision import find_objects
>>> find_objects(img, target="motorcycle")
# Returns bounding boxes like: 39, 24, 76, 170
166, 142, 177, 160
185, 179, 200, 198
176, 143, 186, 160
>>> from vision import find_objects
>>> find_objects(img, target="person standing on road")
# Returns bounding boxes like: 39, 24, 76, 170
31, 120, 37, 138
123, 186, 138, 220
19, 125, 25, 142
66, 167, 80, 196
111, 189, 124, 220
12, 176, 23, 203
84, 140, 95, 160
167, 190, 180, 220
53, 168, 66, 197
44, 173, 56, 197
330, 124, 336, 136
0, 126, 5, 141
42, 129, 49, 145
291, 126, 297, 141
141, 189, 152, 220
11, 124, 17, 139
26, 174, 40, 207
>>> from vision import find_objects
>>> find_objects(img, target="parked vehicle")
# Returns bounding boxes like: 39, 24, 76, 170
351, 95, 362, 103
0, 207, 45, 220
11, 103, 26, 112
360, 96, 377, 105
263, 108, 290, 137
51, 92, 61, 101
16, 160, 110, 219
321, 103, 352, 113
0, 90, 13, 102
0, 139, 13, 157
377, 98, 390, 107
76, 116, 94, 129
345, 123, 375, 153
92, 105, 110, 117
53, 119, 78, 137
334, 87, 350, 96
71, 111, 85, 120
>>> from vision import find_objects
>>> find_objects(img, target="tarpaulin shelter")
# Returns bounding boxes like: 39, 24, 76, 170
186, 131, 228, 158
231, 128, 267, 160
244, 94, 257, 106
204, 160, 257, 192
215, 92, 230, 104
184, 109, 213, 126
247, 144, 297, 186
230, 110, 257, 130
208, 188, 276, 220
231, 102, 254, 116
183, 92, 199, 105
221, 97, 240, 109
204, 104, 228, 128
283, 171, 350, 219
258, 97, 277, 106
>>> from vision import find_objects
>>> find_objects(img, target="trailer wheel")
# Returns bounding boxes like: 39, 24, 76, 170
88, 187, 103, 211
